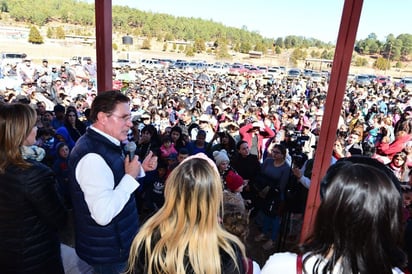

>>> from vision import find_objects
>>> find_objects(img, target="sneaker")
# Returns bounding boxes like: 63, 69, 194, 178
254, 233, 267, 242
262, 239, 276, 250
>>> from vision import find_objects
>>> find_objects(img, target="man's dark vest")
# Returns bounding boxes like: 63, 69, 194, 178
69, 128, 139, 264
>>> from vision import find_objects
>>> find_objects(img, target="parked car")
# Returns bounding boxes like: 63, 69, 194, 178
263, 67, 281, 79
303, 69, 313, 79
367, 74, 377, 84
140, 59, 164, 70
187, 62, 207, 72
159, 58, 175, 68
398, 77, 412, 91
376, 75, 391, 86
278, 66, 287, 74
1, 52, 26, 65
113, 59, 138, 70
309, 71, 324, 83
354, 74, 371, 87
208, 63, 229, 74
174, 61, 189, 70
347, 73, 356, 83
286, 68, 301, 81
257, 66, 268, 73
228, 64, 247, 76
246, 66, 262, 76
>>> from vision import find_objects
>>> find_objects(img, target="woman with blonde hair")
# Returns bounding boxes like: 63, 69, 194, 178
126, 153, 247, 274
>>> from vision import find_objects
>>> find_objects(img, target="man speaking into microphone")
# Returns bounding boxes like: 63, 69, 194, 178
68, 90, 158, 274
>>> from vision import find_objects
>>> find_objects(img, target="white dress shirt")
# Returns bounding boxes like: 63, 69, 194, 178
75, 126, 144, 226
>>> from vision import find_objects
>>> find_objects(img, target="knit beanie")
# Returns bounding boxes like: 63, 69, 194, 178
225, 170, 244, 191
213, 149, 230, 166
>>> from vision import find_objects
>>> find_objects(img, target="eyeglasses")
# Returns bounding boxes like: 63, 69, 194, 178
110, 113, 132, 122
272, 150, 282, 154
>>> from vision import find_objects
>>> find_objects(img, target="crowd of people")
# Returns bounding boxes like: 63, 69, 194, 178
1, 57, 412, 273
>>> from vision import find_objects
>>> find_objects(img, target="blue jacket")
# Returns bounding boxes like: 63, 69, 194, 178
69, 128, 139, 265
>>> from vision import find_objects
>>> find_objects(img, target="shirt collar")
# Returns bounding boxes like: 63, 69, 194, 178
90, 125, 121, 146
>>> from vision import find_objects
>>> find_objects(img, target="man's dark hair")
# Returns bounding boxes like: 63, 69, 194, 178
90, 90, 130, 122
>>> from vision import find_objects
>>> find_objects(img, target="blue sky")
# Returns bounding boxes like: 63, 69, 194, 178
107, 0, 410, 43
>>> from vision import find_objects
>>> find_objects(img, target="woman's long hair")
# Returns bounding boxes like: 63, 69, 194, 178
0, 103, 37, 173
170, 125, 186, 150
126, 154, 245, 274
301, 160, 405, 274
218, 131, 237, 159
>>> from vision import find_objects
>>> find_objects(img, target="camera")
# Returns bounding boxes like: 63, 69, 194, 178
286, 131, 309, 169
291, 152, 307, 169
288, 131, 309, 145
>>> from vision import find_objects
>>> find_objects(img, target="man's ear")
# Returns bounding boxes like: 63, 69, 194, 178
96, 111, 107, 125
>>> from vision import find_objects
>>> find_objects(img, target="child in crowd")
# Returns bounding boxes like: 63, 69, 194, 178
166, 148, 190, 177
53, 142, 71, 208
224, 170, 247, 212
147, 160, 168, 212
165, 152, 178, 170
159, 135, 178, 160
35, 127, 56, 166
135, 159, 169, 220
213, 149, 231, 186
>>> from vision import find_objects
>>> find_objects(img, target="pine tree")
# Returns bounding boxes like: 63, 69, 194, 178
56, 26, 65, 39
46, 27, 53, 38
28, 26, 43, 44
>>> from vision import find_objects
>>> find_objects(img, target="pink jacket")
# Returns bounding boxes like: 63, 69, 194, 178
377, 134, 411, 159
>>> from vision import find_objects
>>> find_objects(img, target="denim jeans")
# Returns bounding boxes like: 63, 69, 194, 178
262, 214, 281, 241
92, 261, 126, 274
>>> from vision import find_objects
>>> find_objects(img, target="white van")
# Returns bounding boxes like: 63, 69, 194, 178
1, 52, 26, 65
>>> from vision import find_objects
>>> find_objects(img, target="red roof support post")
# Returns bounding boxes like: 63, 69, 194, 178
300, 0, 364, 242
95, 0, 113, 94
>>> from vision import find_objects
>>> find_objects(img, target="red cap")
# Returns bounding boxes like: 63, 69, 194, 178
226, 171, 244, 191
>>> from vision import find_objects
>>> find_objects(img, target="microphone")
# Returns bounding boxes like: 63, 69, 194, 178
124, 141, 137, 162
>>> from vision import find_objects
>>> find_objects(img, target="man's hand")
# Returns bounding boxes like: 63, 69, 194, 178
124, 155, 141, 179
141, 151, 158, 172
292, 166, 302, 180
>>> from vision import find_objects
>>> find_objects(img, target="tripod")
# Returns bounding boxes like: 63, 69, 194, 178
277, 154, 308, 251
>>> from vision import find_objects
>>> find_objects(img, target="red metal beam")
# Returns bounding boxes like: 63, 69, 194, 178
300, 0, 364, 241
95, 0, 113, 93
